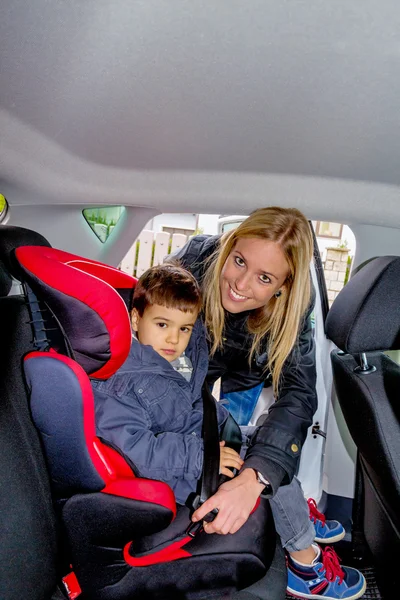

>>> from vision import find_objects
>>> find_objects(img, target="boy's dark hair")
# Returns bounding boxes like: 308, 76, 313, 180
131, 263, 202, 316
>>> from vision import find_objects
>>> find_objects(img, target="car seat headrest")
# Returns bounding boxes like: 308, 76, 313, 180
0, 225, 51, 296
14, 246, 136, 379
0, 225, 51, 273
326, 255, 400, 353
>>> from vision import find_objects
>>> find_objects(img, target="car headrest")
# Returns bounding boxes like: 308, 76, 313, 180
0, 225, 51, 296
14, 246, 136, 379
0, 225, 51, 272
325, 255, 400, 353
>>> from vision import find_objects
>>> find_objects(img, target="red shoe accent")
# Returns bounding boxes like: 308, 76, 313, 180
317, 546, 345, 584
308, 497, 326, 525
312, 581, 329, 594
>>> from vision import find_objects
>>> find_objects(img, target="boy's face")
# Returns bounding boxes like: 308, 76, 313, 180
131, 303, 198, 363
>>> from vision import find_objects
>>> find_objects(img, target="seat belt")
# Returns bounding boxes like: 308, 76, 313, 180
199, 383, 221, 504
186, 384, 220, 535
220, 413, 242, 455
187, 384, 242, 536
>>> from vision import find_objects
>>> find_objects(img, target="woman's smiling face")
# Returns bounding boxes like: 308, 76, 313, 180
219, 237, 290, 313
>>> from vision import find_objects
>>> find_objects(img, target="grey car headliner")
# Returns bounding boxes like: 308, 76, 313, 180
1, 1, 400, 228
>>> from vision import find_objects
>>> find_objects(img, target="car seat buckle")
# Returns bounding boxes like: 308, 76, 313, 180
187, 494, 219, 537
186, 520, 204, 538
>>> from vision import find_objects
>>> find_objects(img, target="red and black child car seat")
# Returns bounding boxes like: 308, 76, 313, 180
11, 242, 276, 599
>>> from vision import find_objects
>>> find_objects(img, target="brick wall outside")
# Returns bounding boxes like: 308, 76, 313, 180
323, 247, 350, 307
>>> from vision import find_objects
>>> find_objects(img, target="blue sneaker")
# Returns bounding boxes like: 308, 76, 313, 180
308, 498, 346, 544
287, 546, 366, 600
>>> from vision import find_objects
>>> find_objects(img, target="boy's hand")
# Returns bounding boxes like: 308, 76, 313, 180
219, 441, 243, 478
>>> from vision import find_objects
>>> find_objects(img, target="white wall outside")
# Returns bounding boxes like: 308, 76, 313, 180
312, 223, 356, 261
145, 213, 197, 233
197, 214, 220, 235
143, 215, 356, 257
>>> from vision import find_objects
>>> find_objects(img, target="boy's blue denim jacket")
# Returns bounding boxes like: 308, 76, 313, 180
93, 319, 229, 504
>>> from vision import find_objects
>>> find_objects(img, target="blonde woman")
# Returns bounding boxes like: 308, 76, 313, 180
169, 207, 365, 600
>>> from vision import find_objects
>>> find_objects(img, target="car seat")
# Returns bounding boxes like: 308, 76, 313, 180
325, 255, 400, 598
0, 226, 61, 600
7, 240, 278, 600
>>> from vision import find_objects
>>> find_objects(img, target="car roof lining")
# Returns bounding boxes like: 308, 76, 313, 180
1, 1, 400, 228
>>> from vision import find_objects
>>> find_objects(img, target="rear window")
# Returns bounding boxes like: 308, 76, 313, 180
119, 214, 355, 310
83, 206, 125, 243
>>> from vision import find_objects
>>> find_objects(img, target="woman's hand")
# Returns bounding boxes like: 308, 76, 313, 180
219, 441, 243, 478
192, 468, 265, 535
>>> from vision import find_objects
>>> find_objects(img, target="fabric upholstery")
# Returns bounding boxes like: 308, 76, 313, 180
326, 255, 400, 353
0, 226, 59, 600
328, 255, 400, 597
331, 351, 400, 522
15, 246, 134, 378
25, 353, 107, 494
64, 493, 274, 599
0, 225, 50, 273
0, 265, 11, 296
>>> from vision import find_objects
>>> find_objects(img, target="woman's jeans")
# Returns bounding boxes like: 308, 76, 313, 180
270, 477, 315, 553
220, 381, 264, 426
240, 430, 315, 553
229, 383, 316, 553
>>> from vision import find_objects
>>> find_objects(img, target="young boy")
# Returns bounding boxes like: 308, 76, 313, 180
93, 264, 243, 505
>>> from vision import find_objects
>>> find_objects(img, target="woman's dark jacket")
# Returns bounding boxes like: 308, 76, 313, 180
169, 235, 317, 496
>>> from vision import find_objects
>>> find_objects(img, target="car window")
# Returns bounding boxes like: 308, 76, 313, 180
311, 221, 355, 307
119, 215, 355, 308
83, 206, 125, 243
386, 350, 400, 365
119, 213, 218, 276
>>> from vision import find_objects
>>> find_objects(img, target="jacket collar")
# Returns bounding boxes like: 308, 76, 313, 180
128, 318, 208, 393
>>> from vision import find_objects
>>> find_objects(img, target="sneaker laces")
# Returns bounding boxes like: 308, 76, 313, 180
308, 498, 326, 525
318, 547, 345, 584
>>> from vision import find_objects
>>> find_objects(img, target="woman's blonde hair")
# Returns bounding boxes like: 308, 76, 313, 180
203, 207, 314, 395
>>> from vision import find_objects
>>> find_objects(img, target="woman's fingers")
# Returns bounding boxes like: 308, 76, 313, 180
203, 505, 244, 535
192, 496, 219, 523
204, 513, 231, 535
228, 517, 248, 535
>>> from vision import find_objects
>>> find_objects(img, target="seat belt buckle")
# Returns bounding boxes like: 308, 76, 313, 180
186, 520, 204, 538
191, 494, 202, 511
202, 507, 219, 523
187, 495, 219, 537
62, 571, 82, 599
186, 507, 219, 538
191, 494, 219, 521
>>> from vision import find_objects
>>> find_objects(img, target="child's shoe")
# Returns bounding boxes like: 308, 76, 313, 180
287, 545, 366, 600
308, 498, 346, 544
